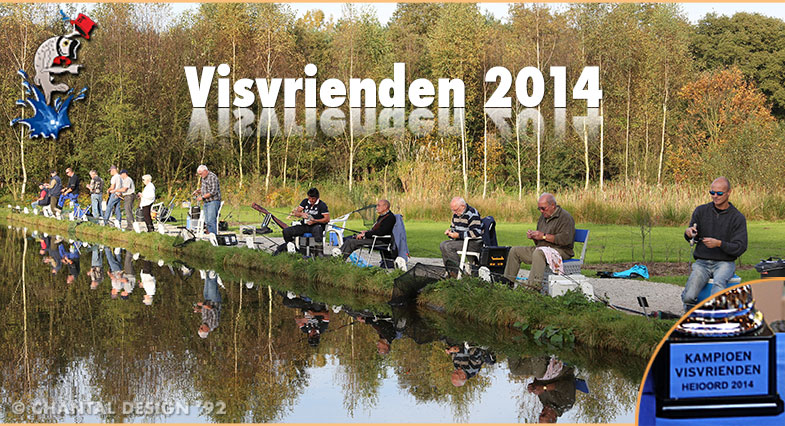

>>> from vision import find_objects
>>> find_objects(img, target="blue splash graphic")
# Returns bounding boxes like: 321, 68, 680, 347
10, 70, 87, 139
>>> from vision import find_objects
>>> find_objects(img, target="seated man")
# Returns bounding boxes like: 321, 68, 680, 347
440, 197, 483, 275
682, 177, 747, 311
334, 199, 396, 260
504, 193, 575, 285
58, 167, 80, 208
274, 188, 330, 255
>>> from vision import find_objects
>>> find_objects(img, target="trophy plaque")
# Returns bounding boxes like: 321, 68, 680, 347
653, 285, 783, 418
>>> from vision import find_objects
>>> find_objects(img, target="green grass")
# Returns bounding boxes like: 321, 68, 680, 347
202, 203, 784, 266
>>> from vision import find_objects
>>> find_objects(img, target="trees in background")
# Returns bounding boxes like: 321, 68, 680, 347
1, 3, 783, 200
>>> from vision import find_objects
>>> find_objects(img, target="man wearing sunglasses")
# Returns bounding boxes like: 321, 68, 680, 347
682, 177, 747, 311
504, 193, 575, 285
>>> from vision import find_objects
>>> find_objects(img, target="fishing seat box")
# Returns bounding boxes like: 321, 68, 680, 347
479, 246, 510, 275
755, 257, 785, 278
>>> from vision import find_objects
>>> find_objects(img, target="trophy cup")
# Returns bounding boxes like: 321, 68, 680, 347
653, 285, 783, 418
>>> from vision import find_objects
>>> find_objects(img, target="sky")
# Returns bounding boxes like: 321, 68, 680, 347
169, 2, 785, 25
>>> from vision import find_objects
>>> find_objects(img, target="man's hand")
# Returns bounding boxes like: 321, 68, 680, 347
357, 231, 366, 240
527, 230, 544, 240
444, 229, 458, 239
196, 195, 202, 202
702, 237, 722, 248
685, 225, 698, 239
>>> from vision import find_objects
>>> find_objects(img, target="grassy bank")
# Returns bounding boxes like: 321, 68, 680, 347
4, 210, 673, 359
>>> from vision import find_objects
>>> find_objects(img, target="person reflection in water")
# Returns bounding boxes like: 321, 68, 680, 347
105, 247, 124, 299
445, 341, 496, 387
526, 356, 577, 423
88, 244, 104, 290
281, 292, 330, 347
62, 241, 81, 285
350, 310, 401, 355
139, 259, 156, 306
194, 270, 222, 338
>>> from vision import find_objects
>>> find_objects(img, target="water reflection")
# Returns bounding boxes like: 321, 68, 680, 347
0, 226, 639, 423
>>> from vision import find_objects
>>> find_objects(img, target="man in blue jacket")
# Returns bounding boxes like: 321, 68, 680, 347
682, 177, 747, 311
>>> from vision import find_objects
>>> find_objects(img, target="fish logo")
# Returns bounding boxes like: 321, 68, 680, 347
10, 11, 96, 139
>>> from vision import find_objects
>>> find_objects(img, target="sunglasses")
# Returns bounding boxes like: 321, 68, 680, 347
709, 191, 725, 196
538, 206, 548, 211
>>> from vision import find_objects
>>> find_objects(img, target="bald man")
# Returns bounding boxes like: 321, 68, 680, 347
440, 197, 483, 275
682, 177, 747, 311
504, 193, 575, 285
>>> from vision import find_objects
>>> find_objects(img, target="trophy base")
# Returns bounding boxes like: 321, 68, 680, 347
656, 394, 784, 418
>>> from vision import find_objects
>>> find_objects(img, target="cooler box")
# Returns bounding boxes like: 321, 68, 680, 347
697, 274, 742, 302
544, 274, 594, 299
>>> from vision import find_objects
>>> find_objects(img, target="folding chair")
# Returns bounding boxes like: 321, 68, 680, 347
456, 216, 497, 278
360, 214, 409, 271
324, 211, 352, 248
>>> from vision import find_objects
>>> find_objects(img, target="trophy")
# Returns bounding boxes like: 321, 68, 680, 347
653, 285, 783, 418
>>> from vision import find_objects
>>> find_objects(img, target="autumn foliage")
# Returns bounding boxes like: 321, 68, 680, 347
670, 67, 780, 186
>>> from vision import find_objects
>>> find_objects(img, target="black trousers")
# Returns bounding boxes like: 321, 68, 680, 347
282, 223, 324, 244
142, 205, 154, 232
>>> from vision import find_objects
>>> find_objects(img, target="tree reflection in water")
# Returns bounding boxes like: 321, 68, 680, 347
0, 226, 641, 423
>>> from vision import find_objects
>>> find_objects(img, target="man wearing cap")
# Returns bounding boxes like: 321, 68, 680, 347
194, 165, 221, 235
117, 169, 135, 231
104, 166, 123, 226
87, 170, 104, 219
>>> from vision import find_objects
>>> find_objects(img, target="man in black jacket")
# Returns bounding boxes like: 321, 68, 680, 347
335, 199, 395, 259
682, 177, 747, 311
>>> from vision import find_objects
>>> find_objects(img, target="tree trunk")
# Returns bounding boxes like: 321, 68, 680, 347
460, 109, 467, 197
583, 118, 589, 191
482, 88, 488, 198
515, 108, 522, 200
657, 66, 669, 186
265, 106, 272, 192
625, 69, 631, 184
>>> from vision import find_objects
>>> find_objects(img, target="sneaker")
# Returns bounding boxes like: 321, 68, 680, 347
331, 247, 342, 257
286, 242, 296, 254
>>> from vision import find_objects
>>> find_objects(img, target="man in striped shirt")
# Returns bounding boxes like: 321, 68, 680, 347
195, 165, 221, 235
440, 197, 483, 275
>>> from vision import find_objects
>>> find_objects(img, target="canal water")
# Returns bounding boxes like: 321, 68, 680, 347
0, 226, 641, 423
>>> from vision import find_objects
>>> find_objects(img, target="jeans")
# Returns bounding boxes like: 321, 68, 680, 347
105, 194, 122, 222
90, 194, 103, 219
682, 259, 736, 310
203, 272, 222, 303
203, 200, 220, 234
58, 192, 78, 208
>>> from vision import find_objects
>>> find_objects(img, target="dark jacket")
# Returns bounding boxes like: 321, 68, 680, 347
686, 202, 747, 261
365, 211, 396, 238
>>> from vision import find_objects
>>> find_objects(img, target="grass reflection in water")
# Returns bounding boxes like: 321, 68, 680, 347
0, 226, 640, 423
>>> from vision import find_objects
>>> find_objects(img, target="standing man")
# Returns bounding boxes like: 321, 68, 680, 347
87, 169, 104, 219
47, 170, 63, 217
194, 165, 221, 235
104, 165, 123, 226
504, 193, 575, 285
440, 197, 483, 275
682, 177, 747, 311
59, 167, 80, 208
118, 169, 136, 231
